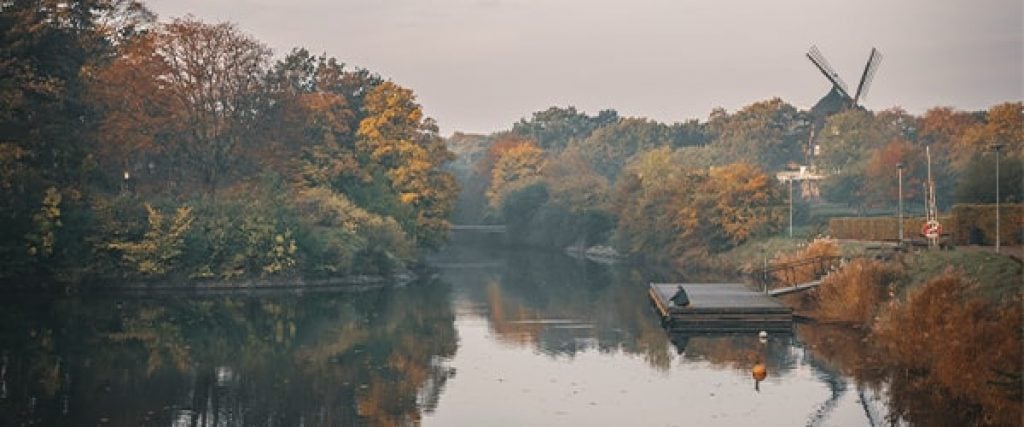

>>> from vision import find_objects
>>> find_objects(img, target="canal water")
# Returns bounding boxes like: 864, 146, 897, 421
1, 240, 920, 426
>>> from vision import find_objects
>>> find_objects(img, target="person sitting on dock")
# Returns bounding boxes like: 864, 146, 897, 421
669, 286, 690, 307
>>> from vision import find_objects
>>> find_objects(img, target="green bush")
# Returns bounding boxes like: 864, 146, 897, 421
294, 186, 413, 276
184, 180, 301, 279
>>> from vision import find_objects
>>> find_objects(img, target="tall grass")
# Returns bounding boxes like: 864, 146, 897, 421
811, 258, 902, 324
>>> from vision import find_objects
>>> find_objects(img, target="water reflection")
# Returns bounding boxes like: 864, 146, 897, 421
1, 240, 1001, 426
428, 245, 870, 425
0, 282, 456, 426
428, 243, 996, 426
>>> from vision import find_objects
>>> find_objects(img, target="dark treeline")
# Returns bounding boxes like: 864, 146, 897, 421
451, 100, 1022, 267
1, 1, 457, 283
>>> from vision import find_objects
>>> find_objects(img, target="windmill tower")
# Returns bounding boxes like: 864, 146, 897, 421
806, 45, 883, 117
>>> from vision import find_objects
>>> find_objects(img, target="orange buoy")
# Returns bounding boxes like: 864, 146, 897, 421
752, 363, 767, 382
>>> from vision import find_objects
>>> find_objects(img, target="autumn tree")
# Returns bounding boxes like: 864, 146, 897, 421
572, 117, 677, 180
707, 163, 784, 245
261, 49, 366, 188
93, 18, 272, 193
485, 140, 545, 210
958, 102, 1023, 157
815, 108, 898, 174
875, 107, 919, 141
614, 148, 782, 265
940, 103, 1022, 207
0, 0, 152, 273
89, 32, 181, 189
614, 147, 709, 261
357, 81, 457, 247
919, 107, 981, 146
706, 98, 810, 171
544, 147, 611, 213
954, 153, 1024, 204
512, 106, 619, 152
861, 139, 925, 208
917, 105, 983, 202
669, 119, 711, 148
474, 133, 537, 187
161, 19, 272, 191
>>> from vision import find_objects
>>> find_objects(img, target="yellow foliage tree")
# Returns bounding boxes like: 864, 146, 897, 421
485, 140, 545, 209
25, 187, 62, 258
357, 82, 456, 247
107, 204, 194, 276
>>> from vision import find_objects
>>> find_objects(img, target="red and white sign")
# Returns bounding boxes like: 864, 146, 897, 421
922, 220, 942, 239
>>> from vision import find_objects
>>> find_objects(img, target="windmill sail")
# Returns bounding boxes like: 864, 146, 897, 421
854, 48, 883, 105
806, 45, 851, 99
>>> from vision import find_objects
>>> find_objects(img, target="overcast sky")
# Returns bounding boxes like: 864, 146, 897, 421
146, 0, 1022, 134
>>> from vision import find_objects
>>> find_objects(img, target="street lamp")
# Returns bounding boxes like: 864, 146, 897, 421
896, 162, 904, 246
788, 177, 794, 238
991, 144, 1005, 253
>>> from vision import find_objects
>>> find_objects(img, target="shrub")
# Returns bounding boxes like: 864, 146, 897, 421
185, 186, 300, 279
811, 258, 902, 323
872, 272, 1022, 426
106, 204, 194, 276
295, 187, 413, 275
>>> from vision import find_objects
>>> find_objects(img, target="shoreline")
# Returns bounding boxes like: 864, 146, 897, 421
1, 271, 419, 297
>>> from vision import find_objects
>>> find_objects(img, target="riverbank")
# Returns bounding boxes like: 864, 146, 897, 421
767, 238, 1023, 426
2, 266, 421, 296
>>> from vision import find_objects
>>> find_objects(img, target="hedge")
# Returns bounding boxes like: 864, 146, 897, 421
828, 204, 1023, 245
949, 204, 1024, 245
829, 216, 952, 241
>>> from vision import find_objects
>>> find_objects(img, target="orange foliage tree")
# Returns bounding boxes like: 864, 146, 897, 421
707, 163, 784, 244
615, 148, 783, 265
959, 102, 1023, 156
90, 17, 272, 193
861, 138, 925, 207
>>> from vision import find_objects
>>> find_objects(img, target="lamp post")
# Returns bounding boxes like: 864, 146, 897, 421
788, 177, 794, 238
896, 162, 904, 246
991, 144, 1005, 253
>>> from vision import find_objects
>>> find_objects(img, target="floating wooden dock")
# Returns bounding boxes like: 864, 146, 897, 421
649, 283, 792, 333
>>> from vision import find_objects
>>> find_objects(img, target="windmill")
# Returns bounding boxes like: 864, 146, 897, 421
806, 45, 883, 118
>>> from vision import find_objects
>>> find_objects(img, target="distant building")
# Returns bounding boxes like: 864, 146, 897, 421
776, 165, 825, 201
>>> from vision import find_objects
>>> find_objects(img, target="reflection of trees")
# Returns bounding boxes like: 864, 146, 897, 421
0, 281, 457, 425
463, 250, 675, 369
796, 323, 987, 427
463, 249, 808, 374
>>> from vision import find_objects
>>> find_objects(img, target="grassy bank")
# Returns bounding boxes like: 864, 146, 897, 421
774, 240, 1022, 426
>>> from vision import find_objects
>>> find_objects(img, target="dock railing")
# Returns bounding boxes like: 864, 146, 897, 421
751, 255, 843, 294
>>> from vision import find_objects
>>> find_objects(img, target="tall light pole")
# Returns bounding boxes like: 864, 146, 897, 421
991, 144, 1005, 253
896, 162, 904, 246
788, 177, 794, 238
